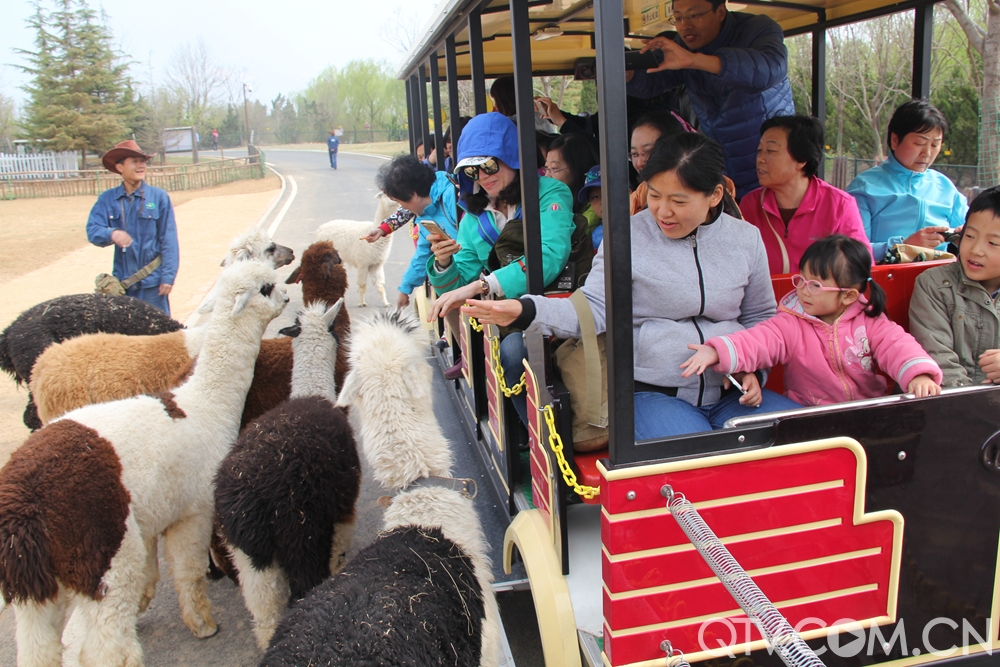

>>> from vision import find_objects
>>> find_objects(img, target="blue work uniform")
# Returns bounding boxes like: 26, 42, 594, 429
86, 182, 179, 315
626, 11, 795, 198
327, 135, 340, 169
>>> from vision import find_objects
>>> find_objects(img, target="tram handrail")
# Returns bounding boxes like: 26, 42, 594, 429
722, 384, 994, 430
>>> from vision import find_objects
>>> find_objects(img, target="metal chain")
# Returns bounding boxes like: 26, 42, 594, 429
468, 315, 484, 332
487, 334, 526, 397
662, 485, 827, 667
543, 405, 601, 499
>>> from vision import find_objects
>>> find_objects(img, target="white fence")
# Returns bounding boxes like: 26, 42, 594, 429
0, 151, 79, 179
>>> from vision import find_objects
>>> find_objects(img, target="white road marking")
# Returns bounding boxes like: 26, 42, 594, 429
254, 163, 286, 230
267, 174, 298, 238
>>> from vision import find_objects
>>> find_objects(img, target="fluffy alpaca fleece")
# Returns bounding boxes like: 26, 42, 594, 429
314, 192, 398, 307
0, 294, 182, 430
29, 325, 207, 426
0, 260, 288, 667
261, 311, 500, 666
222, 228, 295, 268
215, 300, 361, 648
240, 241, 353, 426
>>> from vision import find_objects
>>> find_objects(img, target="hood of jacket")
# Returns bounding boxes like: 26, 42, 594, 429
454, 112, 520, 194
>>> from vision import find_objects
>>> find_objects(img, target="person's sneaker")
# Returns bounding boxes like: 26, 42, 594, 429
444, 359, 465, 380
434, 337, 449, 350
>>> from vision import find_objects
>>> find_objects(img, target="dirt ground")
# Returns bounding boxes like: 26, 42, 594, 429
0, 174, 282, 469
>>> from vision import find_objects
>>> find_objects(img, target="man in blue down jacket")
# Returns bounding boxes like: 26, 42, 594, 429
626, 0, 795, 198
87, 140, 179, 315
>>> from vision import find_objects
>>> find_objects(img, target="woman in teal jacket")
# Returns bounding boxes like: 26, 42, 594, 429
427, 112, 575, 317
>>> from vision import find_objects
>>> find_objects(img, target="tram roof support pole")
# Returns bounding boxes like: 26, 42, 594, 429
510, 0, 544, 295
913, 2, 933, 100
811, 27, 826, 178
409, 75, 424, 157
430, 52, 445, 172
469, 5, 488, 114
418, 64, 431, 159
405, 77, 416, 155
445, 33, 463, 166
594, 0, 635, 459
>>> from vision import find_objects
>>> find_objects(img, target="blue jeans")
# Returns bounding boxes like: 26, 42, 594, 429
329, 151, 337, 168
499, 332, 529, 425
633, 388, 800, 440
125, 284, 170, 316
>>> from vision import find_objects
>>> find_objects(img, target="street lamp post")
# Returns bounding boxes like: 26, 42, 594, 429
243, 82, 253, 151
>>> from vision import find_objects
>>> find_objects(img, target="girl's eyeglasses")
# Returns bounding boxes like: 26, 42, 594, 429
544, 164, 568, 176
461, 158, 501, 181
791, 274, 850, 295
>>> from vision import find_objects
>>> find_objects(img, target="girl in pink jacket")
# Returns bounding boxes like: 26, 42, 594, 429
682, 235, 943, 405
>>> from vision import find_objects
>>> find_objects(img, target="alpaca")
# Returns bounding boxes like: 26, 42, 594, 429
0, 260, 288, 667
0, 294, 182, 430
215, 299, 360, 649
314, 192, 398, 307
29, 325, 207, 426
222, 227, 295, 268
260, 311, 500, 667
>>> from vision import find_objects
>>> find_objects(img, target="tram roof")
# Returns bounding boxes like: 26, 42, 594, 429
399, 0, 936, 80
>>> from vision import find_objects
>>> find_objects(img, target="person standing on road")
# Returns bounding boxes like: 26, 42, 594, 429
625, 0, 795, 198
211, 128, 219, 150
327, 130, 340, 169
86, 140, 179, 315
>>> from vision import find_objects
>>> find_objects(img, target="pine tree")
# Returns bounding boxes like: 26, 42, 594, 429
17, 0, 135, 164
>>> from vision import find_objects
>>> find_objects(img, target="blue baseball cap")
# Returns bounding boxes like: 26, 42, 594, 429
578, 165, 602, 203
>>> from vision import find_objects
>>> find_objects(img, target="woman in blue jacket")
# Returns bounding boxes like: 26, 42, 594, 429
375, 155, 459, 310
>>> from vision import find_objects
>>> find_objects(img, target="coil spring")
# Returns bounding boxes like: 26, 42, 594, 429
661, 485, 827, 667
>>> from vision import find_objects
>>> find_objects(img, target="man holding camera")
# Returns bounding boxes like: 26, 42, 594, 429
626, 0, 794, 198
86, 140, 179, 315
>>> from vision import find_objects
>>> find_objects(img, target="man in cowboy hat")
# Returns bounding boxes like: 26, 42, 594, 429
86, 139, 179, 314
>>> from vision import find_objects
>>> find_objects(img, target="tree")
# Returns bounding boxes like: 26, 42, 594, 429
0, 92, 17, 150
943, 0, 1000, 184
165, 38, 230, 130
299, 59, 407, 142
17, 0, 135, 162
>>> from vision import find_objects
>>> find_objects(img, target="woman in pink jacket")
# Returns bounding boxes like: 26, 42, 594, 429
742, 115, 871, 274
682, 235, 942, 405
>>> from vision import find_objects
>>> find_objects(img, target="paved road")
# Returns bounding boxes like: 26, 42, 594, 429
0, 149, 543, 666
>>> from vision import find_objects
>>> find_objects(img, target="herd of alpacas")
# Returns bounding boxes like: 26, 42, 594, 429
0, 195, 501, 667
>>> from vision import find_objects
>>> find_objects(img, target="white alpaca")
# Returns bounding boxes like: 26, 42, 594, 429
215, 299, 361, 649
260, 311, 500, 667
314, 192, 398, 307
222, 227, 295, 268
0, 260, 288, 667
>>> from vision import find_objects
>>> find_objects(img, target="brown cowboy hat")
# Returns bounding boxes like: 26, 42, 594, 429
102, 140, 156, 174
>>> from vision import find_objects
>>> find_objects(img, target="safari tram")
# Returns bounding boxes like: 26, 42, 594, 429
398, 0, 1000, 666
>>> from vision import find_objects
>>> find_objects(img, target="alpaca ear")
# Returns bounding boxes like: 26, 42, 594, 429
335, 370, 360, 407
323, 298, 344, 328
285, 265, 302, 284
278, 323, 301, 337
231, 288, 255, 316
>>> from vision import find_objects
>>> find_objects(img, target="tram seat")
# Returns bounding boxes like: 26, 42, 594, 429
766, 259, 953, 394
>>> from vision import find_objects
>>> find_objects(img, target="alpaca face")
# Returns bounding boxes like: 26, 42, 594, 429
220, 261, 289, 322
223, 229, 295, 269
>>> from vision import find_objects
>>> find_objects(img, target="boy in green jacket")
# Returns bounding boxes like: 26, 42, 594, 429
910, 186, 1000, 387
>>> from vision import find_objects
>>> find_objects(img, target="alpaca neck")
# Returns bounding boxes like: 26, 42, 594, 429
183, 323, 210, 358
290, 339, 338, 401
178, 312, 267, 422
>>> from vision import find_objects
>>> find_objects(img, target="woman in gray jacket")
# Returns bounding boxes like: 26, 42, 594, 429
463, 133, 799, 440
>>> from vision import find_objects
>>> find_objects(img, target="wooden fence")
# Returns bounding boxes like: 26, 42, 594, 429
1, 154, 266, 200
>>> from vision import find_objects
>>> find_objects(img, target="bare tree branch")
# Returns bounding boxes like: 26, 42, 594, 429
945, 0, 986, 56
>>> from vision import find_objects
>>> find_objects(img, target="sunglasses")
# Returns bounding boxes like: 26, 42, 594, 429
461, 158, 501, 181
791, 274, 850, 295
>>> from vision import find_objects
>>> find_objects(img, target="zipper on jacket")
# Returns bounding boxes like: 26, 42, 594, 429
691, 235, 706, 405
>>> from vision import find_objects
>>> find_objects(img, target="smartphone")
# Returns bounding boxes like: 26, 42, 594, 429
624, 50, 660, 71
421, 221, 451, 242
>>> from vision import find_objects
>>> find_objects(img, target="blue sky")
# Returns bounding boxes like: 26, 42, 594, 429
0, 0, 440, 109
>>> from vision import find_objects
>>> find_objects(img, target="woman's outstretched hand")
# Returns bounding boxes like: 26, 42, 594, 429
428, 282, 480, 321
680, 343, 720, 378
460, 299, 524, 327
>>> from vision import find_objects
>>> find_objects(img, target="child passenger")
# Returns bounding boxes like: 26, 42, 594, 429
683, 235, 943, 404
910, 186, 1000, 387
